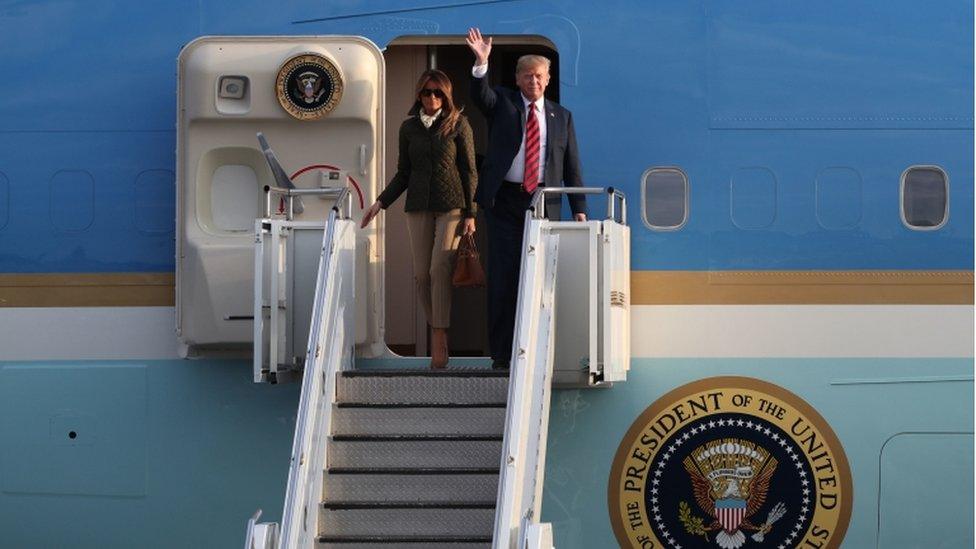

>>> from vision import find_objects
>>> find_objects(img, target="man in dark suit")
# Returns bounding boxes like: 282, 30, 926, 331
466, 27, 587, 369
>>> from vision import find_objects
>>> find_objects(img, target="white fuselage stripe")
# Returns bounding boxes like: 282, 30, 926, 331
2, 305, 972, 361
630, 305, 974, 358
1, 307, 181, 361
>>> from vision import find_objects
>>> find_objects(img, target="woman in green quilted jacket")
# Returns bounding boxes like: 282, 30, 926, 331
361, 69, 477, 369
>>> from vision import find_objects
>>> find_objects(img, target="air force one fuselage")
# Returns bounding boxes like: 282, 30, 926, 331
0, 2, 971, 548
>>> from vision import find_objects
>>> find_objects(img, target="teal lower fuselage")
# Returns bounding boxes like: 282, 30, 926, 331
0, 357, 970, 548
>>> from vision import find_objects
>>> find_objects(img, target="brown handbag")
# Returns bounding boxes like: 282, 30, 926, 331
452, 234, 486, 287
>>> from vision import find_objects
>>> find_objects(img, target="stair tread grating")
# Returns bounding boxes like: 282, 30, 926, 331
322, 501, 495, 509
322, 473, 499, 502
332, 435, 502, 441
322, 371, 506, 545
331, 406, 505, 437
336, 402, 507, 408
319, 535, 492, 542
341, 369, 509, 378
336, 376, 509, 405
317, 543, 490, 549
319, 507, 495, 537
328, 439, 502, 469
328, 467, 499, 475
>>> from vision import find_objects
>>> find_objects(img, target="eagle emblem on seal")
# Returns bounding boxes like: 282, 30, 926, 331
681, 439, 788, 548
293, 70, 327, 105
275, 53, 343, 120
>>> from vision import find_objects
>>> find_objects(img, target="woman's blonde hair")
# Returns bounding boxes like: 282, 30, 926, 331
415, 69, 462, 138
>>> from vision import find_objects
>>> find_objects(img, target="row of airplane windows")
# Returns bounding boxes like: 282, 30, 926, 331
0, 169, 175, 234
0, 165, 952, 234
642, 165, 950, 232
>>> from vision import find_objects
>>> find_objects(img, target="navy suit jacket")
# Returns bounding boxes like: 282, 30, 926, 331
470, 75, 585, 215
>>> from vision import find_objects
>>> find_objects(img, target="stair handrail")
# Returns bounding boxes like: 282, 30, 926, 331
493, 214, 560, 549
274, 193, 355, 549
264, 185, 353, 220
529, 186, 627, 224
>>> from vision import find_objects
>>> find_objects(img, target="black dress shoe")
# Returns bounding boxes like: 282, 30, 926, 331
491, 359, 510, 370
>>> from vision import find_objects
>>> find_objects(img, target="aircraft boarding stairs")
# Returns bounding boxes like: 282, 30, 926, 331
246, 177, 630, 549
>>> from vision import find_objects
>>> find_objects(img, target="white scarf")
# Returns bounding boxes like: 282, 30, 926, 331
419, 109, 441, 128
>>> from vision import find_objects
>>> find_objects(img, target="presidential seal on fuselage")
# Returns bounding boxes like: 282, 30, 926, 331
609, 377, 851, 549
275, 53, 343, 120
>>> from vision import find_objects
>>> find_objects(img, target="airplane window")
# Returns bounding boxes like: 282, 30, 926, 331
730, 167, 777, 229
135, 170, 176, 234
50, 170, 95, 232
642, 167, 689, 230
212, 164, 260, 232
816, 167, 862, 229
901, 166, 948, 230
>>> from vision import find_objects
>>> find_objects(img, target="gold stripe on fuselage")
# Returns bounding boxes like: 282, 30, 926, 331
0, 273, 175, 307
631, 271, 974, 305
0, 271, 972, 307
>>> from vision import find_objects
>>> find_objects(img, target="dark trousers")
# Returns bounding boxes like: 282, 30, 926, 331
484, 183, 565, 362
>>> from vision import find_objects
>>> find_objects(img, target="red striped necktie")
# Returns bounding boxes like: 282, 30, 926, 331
523, 104, 540, 193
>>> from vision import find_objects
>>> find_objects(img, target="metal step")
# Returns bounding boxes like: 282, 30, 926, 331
322, 473, 498, 503
319, 370, 506, 546
319, 507, 495, 537
341, 369, 508, 377
331, 405, 506, 437
322, 502, 494, 509
328, 468, 497, 475
328, 438, 503, 469
337, 372, 509, 405
317, 536, 490, 549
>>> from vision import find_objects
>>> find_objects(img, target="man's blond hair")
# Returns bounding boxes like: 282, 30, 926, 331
516, 54, 551, 75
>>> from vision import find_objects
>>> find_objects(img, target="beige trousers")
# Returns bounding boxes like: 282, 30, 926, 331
405, 209, 462, 329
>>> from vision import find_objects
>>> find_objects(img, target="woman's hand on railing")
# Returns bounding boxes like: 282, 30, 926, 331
360, 201, 382, 228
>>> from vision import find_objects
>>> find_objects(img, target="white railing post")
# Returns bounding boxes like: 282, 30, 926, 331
524, 523, 554, 549
245, 509, 279, 549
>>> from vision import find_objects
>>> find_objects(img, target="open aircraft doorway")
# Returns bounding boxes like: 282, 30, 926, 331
381, 36, 559, 359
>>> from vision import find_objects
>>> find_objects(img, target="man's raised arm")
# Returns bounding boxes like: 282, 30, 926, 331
466, 27, 496, 113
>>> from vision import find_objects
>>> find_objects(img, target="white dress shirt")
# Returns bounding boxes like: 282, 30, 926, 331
473, 63, 547, 185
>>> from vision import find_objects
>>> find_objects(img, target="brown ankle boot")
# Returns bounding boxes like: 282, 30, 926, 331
430, 328, 449, 369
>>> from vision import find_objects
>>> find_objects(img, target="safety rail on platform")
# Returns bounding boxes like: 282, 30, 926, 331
264, 184, 353, 221
246, 191, 357, 549
253, 187, 352, 384
530, 186, 627, 224
531, 186, 631, 386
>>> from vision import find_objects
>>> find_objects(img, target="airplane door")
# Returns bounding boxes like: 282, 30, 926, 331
176, 36, 385, 357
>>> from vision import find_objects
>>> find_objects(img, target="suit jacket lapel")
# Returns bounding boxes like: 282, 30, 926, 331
513, 90, 526, 128
506, 90, 524, 148
544, 99, 557, 167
